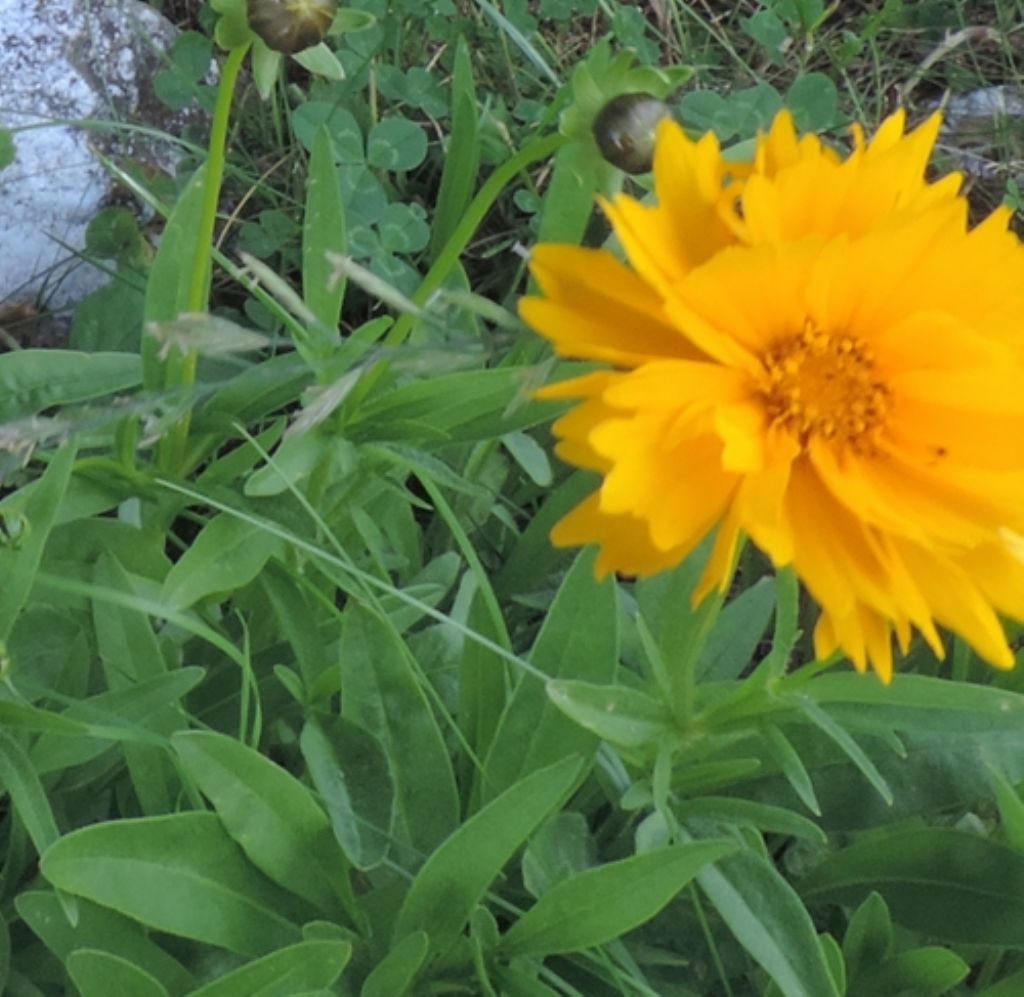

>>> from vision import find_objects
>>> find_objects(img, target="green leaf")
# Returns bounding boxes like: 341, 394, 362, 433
0, 700, 92, 742
521, 812, 592, 898
0, 352, 141, 420
546, 679, 676, 752
292, 102, 363, 160
352, 367, 548, 444
494, 471, 592, 598
340, 605, 458, 856
251, 38, 282, 99
188, 940, 352, 996
0, 127, 14, 170
41, 812, 303, 955
211, 0, 253, 49
93, 552, 176, 815
976, 968, 1024, 996
393, 755, 582, 961
801, 827, 1024, 947
31, 668, 204, 776
299, 717, 394, 871
245, 430, 330, 498
535, 141, 601, 245
377, 202, 430, 253
160, 512, 284, 610
260, 562, 331, 689
697, 843, 841, 997
501, 431, 552, 487
502, 841, 735, 957
303, 124, 346, 332
854, 948, 969, 997
142, 164, 209, 389
989, 762, 1024, 852
841, 891, 892, 983
0, 443, 75, 643
360, 931, 428, 997
787, 694, 893, 805
70, 278, 146, 354
457, 584, 510, 801
763, 722, 822, 815
293, 42, 345, 81
787, 73, 840, 131
807, 673, 1024, 735
675, 797, 826, 844
173, 731, 357, 919
16, 890, 195, 995
430, 36, 479, 259
331, 9, 376, 32
93, 552, 167, 685
0, 912, 8, 995
66, 949, 169, 997
482, 550, 617, 802
698, 576, 776, 680
0, 729, 60, 858
366, 118, 427, 171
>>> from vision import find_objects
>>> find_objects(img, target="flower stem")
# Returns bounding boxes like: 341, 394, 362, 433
160, 41, 251, 475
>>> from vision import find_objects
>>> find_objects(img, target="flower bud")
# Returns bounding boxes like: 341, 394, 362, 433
592, 93, 672, 174
247, 0, 338, 54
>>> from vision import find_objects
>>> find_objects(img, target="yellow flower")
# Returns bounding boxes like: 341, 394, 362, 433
521, 110, 1024, 681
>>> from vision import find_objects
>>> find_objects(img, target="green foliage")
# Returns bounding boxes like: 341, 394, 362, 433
6, 0, 1024, 993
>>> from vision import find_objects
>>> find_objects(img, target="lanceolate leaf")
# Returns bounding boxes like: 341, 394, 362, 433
805, 673, 1024, 735
0, 729, 60, 858
394, 755, 582, 961
67, 949, 169, 997
15, 891, 195, 995
801, 827, 1024, 947
0, 442, 75, 644
41, 812, 303, 956
481, 550, 617, 803
187, 940, 352, 996
160, 513, 284, 610
360, 931, 429, 997
299, 716, 395, 871
0, 352, 140, 421
546, 679, 675, 752
142, 164, 208, 389
173, 731, 358, 920
430, 36, 479, 258
696, 842, 841, 997
340, 605, 458, 856
303, 124, 346, 337
501, 841, 735, 957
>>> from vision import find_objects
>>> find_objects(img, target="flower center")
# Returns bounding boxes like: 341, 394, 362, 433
760, 322, 889, 452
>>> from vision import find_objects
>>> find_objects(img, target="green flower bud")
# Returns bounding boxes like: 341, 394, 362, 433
247, 0, 338, 54
592, 92, 673, 175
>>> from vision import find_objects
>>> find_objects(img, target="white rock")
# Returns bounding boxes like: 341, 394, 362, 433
0, 0, 199, 310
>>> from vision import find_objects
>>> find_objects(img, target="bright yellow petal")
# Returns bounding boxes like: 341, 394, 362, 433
889, 368, 1024, 470
894, 540, 1015, 670
809, 442, 1001, 549
552, 492, 688, 578
665, 239, 827, 369
594, 416, 738, 551
599, 121, 739, 293
522, 245, 703, 365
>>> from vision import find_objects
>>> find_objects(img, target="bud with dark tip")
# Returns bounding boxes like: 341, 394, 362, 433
592, 92, 672, 175
247, 0, 338, 54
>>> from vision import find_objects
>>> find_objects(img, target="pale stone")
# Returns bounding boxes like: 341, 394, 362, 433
0, 0, 202, 310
